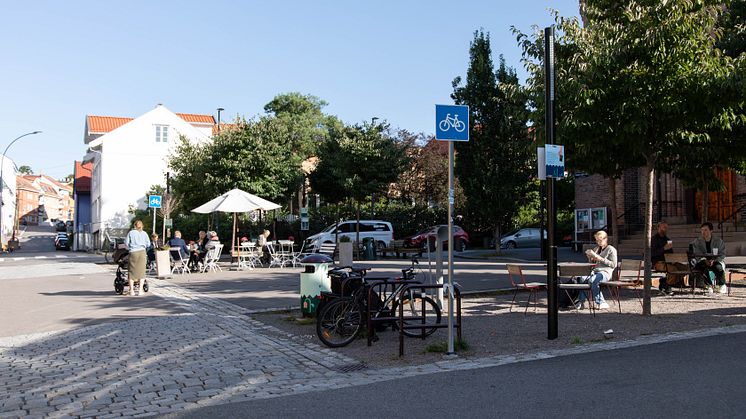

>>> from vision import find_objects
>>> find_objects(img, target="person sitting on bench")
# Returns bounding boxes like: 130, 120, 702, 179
690, 222, 727, 294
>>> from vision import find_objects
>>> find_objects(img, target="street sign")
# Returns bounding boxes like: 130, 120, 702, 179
435, 104, 469, 141
545, 145, 565, 178
148, 195, 162, 208
164, 218, 173, 228
300, 207, 309, 231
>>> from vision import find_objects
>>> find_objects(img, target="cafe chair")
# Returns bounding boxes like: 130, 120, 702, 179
601, 259, 642, 313
506, 264, 547, 314
558, 264, 595, 316
664, 253, 694, 294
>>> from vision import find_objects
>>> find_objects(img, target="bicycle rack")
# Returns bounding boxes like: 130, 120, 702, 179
398, 283, 461, 357
365, 278, 423, 347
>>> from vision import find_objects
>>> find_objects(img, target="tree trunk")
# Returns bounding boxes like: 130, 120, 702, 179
494, 225, 502, 255
642, 157, 655, 316
609, 177, 619, 247
701, 173, 710, 223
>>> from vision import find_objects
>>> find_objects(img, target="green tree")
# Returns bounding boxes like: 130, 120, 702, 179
18, 165, 33, 175
451, 30, 533, 248
309, 121, 410, 247
539, 1, 745, 314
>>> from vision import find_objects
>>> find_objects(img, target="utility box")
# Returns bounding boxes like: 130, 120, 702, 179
300, 254, 334, 316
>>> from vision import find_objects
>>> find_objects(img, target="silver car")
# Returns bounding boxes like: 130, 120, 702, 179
499, 228, 547, 249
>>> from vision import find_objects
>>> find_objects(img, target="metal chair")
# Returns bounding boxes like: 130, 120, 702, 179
200, 244, 223, 273
558, 264, 595, 316
601, 259, 642, 313
170, 249, 190, 275
506, 264, 546, 314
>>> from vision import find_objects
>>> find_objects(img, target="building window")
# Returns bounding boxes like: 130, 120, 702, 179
155, 125, 169, 143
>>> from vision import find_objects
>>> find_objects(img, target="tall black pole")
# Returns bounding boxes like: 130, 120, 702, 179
545, 26, 558, 340
540, 180, 546, 260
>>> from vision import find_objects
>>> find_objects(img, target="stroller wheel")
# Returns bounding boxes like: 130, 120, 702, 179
115, 284, 124, 294
143, 281, 149, 293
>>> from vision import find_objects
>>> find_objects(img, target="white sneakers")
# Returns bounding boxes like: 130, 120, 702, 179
598, 302, 610, 310
575, 301, 610, 310
719, 284, 728, 294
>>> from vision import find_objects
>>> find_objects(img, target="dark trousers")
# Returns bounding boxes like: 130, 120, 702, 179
693, 260, 725, 286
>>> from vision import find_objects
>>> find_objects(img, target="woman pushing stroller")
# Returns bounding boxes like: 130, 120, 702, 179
125, 220, 151, 296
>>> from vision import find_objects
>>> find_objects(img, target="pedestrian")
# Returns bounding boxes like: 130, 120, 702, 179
125, 219, 151, 296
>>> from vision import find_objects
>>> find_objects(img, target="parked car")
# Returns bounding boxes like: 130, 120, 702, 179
499, 228, 547, 249
403, 225, 470, 252
304, 220, 394, 251
55, 220, 67, 232
55, 232, 70, 250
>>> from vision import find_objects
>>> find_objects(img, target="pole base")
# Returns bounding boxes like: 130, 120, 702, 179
442, 352, 459, 359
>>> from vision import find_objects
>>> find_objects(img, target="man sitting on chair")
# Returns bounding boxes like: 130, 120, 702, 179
690, 222, 727, 294
580, 230, 618, 310
168, 230, 189, 259
651, 220, 676, 295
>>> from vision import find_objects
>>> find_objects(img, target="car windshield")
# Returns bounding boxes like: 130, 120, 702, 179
321, 224, 337, 233
502, 230, 519, 237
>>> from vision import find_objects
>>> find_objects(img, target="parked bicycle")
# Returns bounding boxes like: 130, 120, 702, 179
316, 258, 441, 348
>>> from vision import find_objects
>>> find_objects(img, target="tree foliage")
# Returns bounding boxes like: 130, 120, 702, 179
18, 165, 32, 175
451, 30, 533, 241
531, 1, 746, 315
309, 122, 410, 205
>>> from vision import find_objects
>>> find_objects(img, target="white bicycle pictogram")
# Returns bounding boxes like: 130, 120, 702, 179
438, 113, 466, 133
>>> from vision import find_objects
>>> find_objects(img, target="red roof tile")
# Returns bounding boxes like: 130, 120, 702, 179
86, 113, 216, 134
87, 116, 134, 134
176, 113, 216, 124
211, 123, 237, 135
74, 161, 92, 193
15, 176, 38, 192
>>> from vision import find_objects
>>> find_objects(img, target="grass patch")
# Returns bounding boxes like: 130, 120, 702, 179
424, 339, 470, 353
570, 336, 583, 344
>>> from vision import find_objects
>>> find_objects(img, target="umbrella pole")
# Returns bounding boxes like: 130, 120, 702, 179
233, 212, 238, 268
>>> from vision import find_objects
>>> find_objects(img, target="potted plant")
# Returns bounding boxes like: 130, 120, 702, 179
338, 235, 353, 266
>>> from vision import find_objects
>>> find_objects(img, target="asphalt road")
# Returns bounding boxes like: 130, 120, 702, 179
167, 331, 746, 419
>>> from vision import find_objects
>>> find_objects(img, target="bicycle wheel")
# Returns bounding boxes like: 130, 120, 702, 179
454, 120, 466, 132
392, 295, 442, 338
316, 297, 363, 348
438, 119, 450, 132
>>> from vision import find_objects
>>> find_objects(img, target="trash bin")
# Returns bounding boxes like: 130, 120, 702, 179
362, 237, 376, 260
300, 254, 334, 317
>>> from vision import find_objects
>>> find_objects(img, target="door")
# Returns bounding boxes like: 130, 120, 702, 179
695, 168, 737, 222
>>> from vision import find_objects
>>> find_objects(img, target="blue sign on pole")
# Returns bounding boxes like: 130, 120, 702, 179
435, 104, 469, 141
148, 195, 162, 208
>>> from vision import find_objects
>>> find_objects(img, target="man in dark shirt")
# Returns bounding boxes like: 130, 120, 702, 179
168, 230, 189, 259
651, 221, 674, 294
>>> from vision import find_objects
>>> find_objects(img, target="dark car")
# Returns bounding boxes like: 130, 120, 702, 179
403, 225, 470, 252
55, 233, 69, 250
55, 221, 67, 232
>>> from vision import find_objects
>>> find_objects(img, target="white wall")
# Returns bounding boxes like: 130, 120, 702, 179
0, 156, 17, 246
90, 105, 211, 233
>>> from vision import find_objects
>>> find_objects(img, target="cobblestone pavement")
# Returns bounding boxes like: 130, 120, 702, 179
4, 278, 746, 418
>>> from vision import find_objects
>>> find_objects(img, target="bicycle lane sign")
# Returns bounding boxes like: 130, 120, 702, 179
435, 104, 469, 141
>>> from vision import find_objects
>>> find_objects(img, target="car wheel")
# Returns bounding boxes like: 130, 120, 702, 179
506, 241, 516, 249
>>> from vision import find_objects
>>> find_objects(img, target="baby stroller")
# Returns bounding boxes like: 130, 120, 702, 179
113, 247, 149, 295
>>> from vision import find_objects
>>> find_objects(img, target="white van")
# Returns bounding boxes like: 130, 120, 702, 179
304, 220, 394, 250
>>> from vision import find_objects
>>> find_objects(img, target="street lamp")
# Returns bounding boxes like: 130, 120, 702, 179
0, 130, 42, 248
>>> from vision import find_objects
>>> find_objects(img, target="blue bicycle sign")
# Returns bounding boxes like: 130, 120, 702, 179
148, 195, 162, 208
435, 104, 469, 141
438, 114, 466, 133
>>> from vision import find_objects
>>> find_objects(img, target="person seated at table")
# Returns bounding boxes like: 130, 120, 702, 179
651, 220, 676, 294
168, 230, 189, 259
206, 231, 221, 251
690, 222, 727, 294
258, 229, 271, 264
188, 230, 209, 270
147, 233, 161, 266
579, 230, 617, 310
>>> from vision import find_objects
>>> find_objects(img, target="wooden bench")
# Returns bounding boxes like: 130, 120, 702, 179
380, 240, 422, 258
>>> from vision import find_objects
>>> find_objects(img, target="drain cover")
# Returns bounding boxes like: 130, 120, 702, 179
334, 363, 368, 373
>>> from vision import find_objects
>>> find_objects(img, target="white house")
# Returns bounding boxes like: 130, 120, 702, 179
83, 104, 215, 245
0, 155, 18, 249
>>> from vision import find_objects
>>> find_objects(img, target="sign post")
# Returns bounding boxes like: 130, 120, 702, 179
148, 195, 162, 236
435, 104, 469, 356
544, 26, 559, 340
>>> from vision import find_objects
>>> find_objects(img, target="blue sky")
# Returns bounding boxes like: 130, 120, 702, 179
0, 1, 579, 179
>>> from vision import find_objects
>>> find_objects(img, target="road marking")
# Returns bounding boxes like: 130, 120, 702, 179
34, 256, 47, 259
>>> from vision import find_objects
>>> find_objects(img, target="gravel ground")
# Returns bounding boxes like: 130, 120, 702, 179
253, 279, 746, 369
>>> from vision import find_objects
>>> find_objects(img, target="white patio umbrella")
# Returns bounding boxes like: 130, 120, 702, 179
192, 188, 281, 265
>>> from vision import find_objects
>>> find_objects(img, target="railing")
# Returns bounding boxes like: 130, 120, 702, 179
717, 202, 746, 235
614, 200, 689, 240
